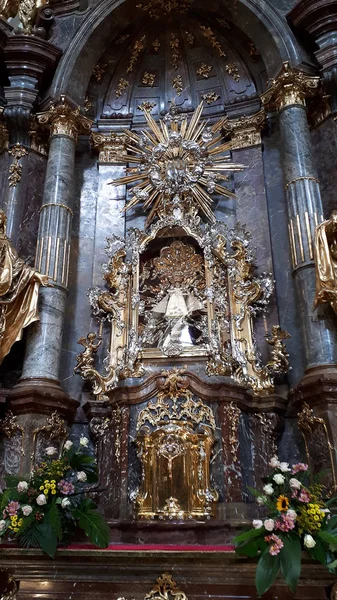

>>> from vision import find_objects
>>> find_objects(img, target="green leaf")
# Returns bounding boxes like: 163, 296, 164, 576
280, 535, 301, 593
36, 517, 57, 558
308, 538, 328, 566
47, 503, 62, 541
236, 540, 260, 557
233, 527, 264, 546
255, 547, 280, 597
18, 521, 43, 549
73, 507, 110, 548
318, 530, 337, 550
68, 454, 98, 483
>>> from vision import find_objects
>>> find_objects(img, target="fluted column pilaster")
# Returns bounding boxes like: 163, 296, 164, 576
21, 96, 92, 382
261, 62, 337, 371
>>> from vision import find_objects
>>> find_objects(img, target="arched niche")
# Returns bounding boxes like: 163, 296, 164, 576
48, 0, 312, 106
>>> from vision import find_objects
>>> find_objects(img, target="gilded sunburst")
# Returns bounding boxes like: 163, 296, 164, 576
108, 102, 245, 225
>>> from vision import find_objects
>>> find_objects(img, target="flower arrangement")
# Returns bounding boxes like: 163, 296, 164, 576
234, 456, 337, 596
0, 437, 110, 557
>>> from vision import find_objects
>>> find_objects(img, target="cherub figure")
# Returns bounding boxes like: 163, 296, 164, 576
266, 325, 290, 374
74, 333, 102, 374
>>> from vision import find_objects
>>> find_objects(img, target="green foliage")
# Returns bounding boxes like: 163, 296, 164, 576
255, 548, 280, 597
47, 503, 63, 541
280, 535, 301, 593
17, 515, 57, 558
68, 452, 98, 483
233, 527, 264, 546
307, 538, 328, 567
73, 500, 110, 548
317, 530, 337, 551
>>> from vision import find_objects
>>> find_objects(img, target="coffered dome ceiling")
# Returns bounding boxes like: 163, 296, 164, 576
86, 3, 267, 122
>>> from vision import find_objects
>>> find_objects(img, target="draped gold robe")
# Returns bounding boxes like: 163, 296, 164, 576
0, 235, 40, 363
314, 216, 337, 314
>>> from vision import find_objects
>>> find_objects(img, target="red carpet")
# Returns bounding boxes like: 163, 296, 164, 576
64, 544, 235, 551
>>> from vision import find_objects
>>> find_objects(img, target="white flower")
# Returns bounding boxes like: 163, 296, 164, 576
289, 478, 301, 490
263, 484, 274, 495
252, 519, 263, 529
287, 509, 297, 519
64, 440, 73, 451
17, 481, 28, 493
304, 534, 316, 548
77, 471, 87, 482
0, 520, 7, 533
321, 508, 330, 514
36, 494, 47, 506
273, 473, 285, 485
45, 446, 57, 456
279, 462, 291, 472
61, 498, 71, 508
79, 436, 89, 447
257, 496, 267, 506
269, 456, 280, 468
264, 519, 275, 531
22, 505, 33, 516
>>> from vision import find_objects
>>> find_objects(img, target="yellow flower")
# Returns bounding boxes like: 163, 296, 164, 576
51, 490, 56, 495
44, 480, 49, 484
39, 485, 44, 491
18, 519, 23, 526
51, 484, 56, 489
314, 515, 319, 521
51, 480, 56, 484
276, 495, 289, 512
45, 483, 51, 489
44, 489, 49, 494
13, 528, 19, 532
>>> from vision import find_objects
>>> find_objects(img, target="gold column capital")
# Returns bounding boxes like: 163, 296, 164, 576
37, 95, 92, 140
222, 110, 265, 149
91, 131, 128, 163
261, 61, 319, 111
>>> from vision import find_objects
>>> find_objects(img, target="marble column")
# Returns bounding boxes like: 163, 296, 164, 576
1, 35, 61, 246
20, 97, 92, 385
261, 62, 337, 372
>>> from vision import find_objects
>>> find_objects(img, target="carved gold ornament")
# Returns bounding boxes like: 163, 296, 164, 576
108, 102, 244, 226
196, 63, 213, 79
75, 214, 288, 396
201, 91, 220, 105
172, 75, 183, 96
138, 101, 156, 112
8, 144, 28, 187
0, 209, 50, 364
261, 61, 319, 112
199, 25, 226, 57
142, 71, 156, 87
17, 0, 47, 34
127, 35, 146, 74
314, 211, 337, 314
135, 369, 218, 520
136, 0, 190, 19
0, 0, 19, 21
91, 131, 127, 163
226, 62, 240, 81
170, 33, 180, 71
37, 95, 92, 141
92, 62, 107, 83
184, 31, 194, 46
115, 78, 129, 99
144, 574, 188, 600
222, 110, 266, 150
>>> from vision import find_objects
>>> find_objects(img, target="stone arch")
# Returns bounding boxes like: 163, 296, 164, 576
49, 0, 313, 105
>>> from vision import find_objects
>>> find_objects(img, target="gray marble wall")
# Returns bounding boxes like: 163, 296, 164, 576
311, 117, 337, 218
262, 115, 306, 385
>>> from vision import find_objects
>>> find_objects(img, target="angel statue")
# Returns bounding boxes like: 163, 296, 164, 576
0, 0, 19, 21
0, 209, 49, 364
18, 0, 47, 33
314, 210, 337, 315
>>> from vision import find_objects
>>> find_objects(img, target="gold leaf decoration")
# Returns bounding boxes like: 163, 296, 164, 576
226, 63, 240, 81
172, 75, 183, 96
115, 78, 129, 99
199, 25, 226, 58
142, 72, 156, 87
127, 35, 146, 74
170, 33, 180, 71
196, 63, 213, 79
202, 91, 220, 105
138, 101, 156, 112
136, 0, 190, 19
92, 62, 107, 83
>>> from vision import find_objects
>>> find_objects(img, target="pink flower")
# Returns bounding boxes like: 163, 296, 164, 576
57, 480, 75, 495
6, 501, 20, 516
265, 534, 284, 556
299, 489, 310, 503
292, 463, 308, 474
275, 514, 296, 532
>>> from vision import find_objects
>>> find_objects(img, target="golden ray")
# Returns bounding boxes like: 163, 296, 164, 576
107, 102, 245, 225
